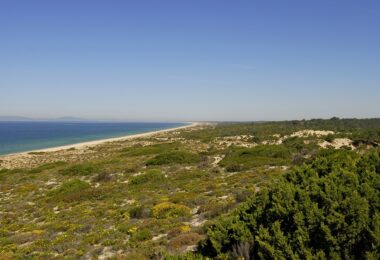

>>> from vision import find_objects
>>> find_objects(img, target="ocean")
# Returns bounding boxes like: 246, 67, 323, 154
0, 121, 186, 155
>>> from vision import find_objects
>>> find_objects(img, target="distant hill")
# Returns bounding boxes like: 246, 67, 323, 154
53, 117, 85, 122
0, 116, 85, 122
0, 116, 33, 121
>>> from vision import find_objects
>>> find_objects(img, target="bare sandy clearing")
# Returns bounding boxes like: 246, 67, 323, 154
319, 138, 355, 149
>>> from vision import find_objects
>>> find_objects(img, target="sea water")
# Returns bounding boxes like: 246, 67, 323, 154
0, 121, 186, 155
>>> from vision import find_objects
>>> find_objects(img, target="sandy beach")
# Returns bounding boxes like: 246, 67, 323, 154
0, 122, 199, 165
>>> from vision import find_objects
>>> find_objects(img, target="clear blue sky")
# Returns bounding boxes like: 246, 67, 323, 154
1, 0, 379, 121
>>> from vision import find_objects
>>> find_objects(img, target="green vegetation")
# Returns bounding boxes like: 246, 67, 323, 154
146, 151, 200, 165
121, 142, 181, 156
1, 118, 380, 258
199, 149, 380, 259
58, 163, 98, 176
28, 161, 66, 173
131, 228, 153, 242
129, 169, 165, 185
47, 179, 94, 202
152, 202, 191, 219
220, 145, 291, 171
182, 118, 380, 144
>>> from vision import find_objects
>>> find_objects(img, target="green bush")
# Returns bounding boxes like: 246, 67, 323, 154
59, 164, 98, 176
199, 150, 380, 259
131, 228, 152, 242
152, 202, 191, 219
47, 179, 105, 202
324, 134, 335, 143
129, 205, 151, 219
47, 179, 91, 202
129, 169, 165, 185
220, 145, 291, 170
146, 151, 200, 166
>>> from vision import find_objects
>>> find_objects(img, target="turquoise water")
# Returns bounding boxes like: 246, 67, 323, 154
0, 121, 187, 155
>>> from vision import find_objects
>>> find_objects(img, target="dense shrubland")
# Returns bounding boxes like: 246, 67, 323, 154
198, 149, 380, 259
182, 118, 380, 144
1, 118, 380, 258
220, 145, 292, 171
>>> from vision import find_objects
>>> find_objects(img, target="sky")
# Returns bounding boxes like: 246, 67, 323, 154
0, 0, 379, 122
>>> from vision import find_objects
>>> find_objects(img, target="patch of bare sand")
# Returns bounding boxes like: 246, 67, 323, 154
319, 138, 355, 149
290, 130, 334, 138
263, 130, 335, 145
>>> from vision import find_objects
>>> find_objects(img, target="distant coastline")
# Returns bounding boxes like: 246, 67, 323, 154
0, 122, 197, 159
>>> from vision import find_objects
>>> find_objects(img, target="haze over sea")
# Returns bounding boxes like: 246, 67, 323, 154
0, 121, 186, 156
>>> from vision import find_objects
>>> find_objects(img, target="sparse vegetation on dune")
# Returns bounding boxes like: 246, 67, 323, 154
0, 118, 380, 258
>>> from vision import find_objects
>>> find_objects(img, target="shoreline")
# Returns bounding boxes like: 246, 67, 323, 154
0, 122, 198, 159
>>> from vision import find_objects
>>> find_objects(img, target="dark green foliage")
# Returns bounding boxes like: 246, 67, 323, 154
146, 151, 200, 165
182, 118, 380, 144
225, 164, 244, 173
129, 169, 165, 185
131, 228, 152, 242
220, 145, 291, 171
129, 205, 151, 219
324, 134, 335, 143
199, 149, 380, 259
235, 189, 255, 203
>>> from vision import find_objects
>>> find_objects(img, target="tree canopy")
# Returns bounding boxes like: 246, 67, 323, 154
199, 149, 380, 259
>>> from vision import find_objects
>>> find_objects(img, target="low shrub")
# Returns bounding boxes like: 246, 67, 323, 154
129, 205, 151, 219
131, 228, 152, 242
47, 179, 100, 202
200, 200, 235, 219
168, 233, 203, 251
116, 223, 133, 234
324, 134, 335, 143
225, 164, 244, 172
93, 172, 112, 182
129, 169, 165, 185
146, 151, 200, 166
59, 164, 98, 176
220, 145, 291, 170
234, 189, 254, 203
152, 202, 191, 219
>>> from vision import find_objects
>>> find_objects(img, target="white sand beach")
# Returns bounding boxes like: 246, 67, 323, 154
0, 122, 199, 162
